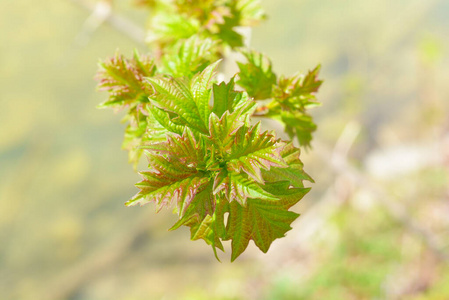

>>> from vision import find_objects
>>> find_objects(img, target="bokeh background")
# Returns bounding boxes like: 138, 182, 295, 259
1, 0, 448, 299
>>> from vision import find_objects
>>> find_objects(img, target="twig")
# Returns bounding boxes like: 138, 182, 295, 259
315, 124, 449, 263
69, 0, 146, 46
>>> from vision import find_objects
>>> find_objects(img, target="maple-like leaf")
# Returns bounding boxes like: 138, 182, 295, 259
211, 76, 239, 117
126, 129, 210, 215
147, 12, 200, 47
213, 170, 277, 206
191, 60, 221, 123
122, 106, 172, 167
281, 110, 317, 148
122, 117, 148, 166
237, 50, 277, 100
226, 122, 287, 182
225, 180, 310, 261
96, 50, 156, 110
272, 65, 322, 110
208, 100, 256, 153
211, 76, 255, 117
146, 60, 220, 135
264, 65, 323, 147
147, 105, 185, 135
212, 0, 265, 48
170, 185, 228, 260
162, 35, 219, 78
261, 141, 313, 187
144, 128, 207, 169
96, 51, 158, 166
236, 0, 266, 26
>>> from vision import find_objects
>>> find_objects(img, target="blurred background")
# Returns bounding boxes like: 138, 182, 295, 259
1, 0, 448, 299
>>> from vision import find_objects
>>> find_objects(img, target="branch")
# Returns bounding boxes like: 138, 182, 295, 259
69, 0, 146, 46
316, 123, 449, 262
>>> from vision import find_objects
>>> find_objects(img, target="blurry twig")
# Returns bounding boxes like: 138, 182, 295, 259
69, 0, 146, 46
316, 123, 449, 263
266, 121, 448, 269
262, 122, 361, 267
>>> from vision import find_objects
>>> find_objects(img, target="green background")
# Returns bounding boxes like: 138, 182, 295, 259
1, 0, 448, 299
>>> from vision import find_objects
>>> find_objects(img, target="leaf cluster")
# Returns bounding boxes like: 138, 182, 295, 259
96, 0, 322, 261
237, 51, 323, 147
143, 0, 265, 50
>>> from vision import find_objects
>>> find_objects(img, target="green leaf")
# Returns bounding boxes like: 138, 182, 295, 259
216, 24, 244, 48
295, 64, 323, 96
272, 65, 322, 109
208, 100, 256, 153
211, 77, 254, 117
147, 12, 200, 46
226, 181, 309, 261
147, 60, 221, 135
130, 174, 209, 214
163, 35, 219, 78
263, 64, 322, 147
148, 105, 185, 135
191, 60, 221, 123
170, 184, 216, 230
173, 0, 217, 20
121, 105, 170, 168
122, 118, 148, 167
281, 111, 317, 148
145, 128, 207, 169
211, 77, 238, 117
213, 170, 277, 206
147, 76, 208, 134
236, 0, 266, 26
96, 51, 155, 109
170, 185, 228, 260
227, 123, 287, 182
237, 50, 277, 100
127, 129, 210, 215
261, 141, 313, 187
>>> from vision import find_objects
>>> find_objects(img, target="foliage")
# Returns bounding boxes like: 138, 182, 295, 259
96, 0, 321, 260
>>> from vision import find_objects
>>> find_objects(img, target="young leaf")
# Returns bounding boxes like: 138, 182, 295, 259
122, 118, 148, 166
237, 50, 277, 100
147, 76, 208, 134
226, 181, 310, 261
272, 65, 322, 109
211, 77, 254, 117
147, 60, 221, 135
126, 129, 210, 215
211, 77, 238, 117
191, 60, 221, 123
162, 35, 219, 78
148, 105, 185, 135
226, 123, 287, 182
208, 100, 256, 153
281, 110, 317, 148
170, 185, 229, 260
147, 12, 200, 47
96, 51, 155, 109
264, 65, 323, 147
261, 141, 313, 187
213, 170, 277, 206
236, 0, 266, 26
145, 128, 207, 168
